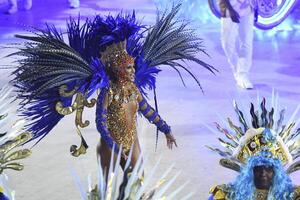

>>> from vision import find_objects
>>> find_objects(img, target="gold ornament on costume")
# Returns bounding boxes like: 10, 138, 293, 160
0, 131, 32, 173
209, 185, 228, 200
55, 84, 96, 157
294, 186, 300, 199
254, 189, 269, 200
100, 40, 135, 68
0, 86, 32, 174
235, 128, 291, 165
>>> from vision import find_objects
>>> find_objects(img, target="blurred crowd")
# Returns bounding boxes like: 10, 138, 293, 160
5, 0, 80, 14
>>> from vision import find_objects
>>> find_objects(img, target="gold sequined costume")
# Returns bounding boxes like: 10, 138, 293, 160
107, 82, 139, 153
95, 41, 171, 156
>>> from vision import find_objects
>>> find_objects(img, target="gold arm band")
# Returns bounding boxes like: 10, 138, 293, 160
145, 109, 154, 117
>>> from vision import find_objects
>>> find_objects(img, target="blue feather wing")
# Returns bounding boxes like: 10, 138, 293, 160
20, 89, 71, 145
133, 4, 217, 95
134, 56, 161, 95
11, 24, 108, 145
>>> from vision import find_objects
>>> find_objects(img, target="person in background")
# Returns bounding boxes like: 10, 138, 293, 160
5, 0, 32, 14
208, 99, 300, 199
219, 0, 254, 89
68, 0, 80, 8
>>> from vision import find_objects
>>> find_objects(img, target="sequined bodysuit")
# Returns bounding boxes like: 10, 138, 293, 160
96, 80, 171, 155
107, 82, 139, 153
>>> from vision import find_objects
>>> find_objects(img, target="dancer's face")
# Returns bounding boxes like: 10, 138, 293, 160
111, 54, 135, 83
253, 165, 274, 190
124, 63, 135, 82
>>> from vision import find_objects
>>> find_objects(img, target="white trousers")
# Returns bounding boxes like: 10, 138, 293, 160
220, 13, 254, 75
68, 0, 80, 5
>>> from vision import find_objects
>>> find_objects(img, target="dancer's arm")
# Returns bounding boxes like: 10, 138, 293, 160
137, 91, 177, 149
138, 95, 171, 134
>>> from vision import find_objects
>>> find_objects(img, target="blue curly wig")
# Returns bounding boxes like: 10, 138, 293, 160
228, 154, 294, 200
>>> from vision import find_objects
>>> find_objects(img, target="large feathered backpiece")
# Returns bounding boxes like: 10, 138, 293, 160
133, 4, 216, 94
10, 3, 216, 156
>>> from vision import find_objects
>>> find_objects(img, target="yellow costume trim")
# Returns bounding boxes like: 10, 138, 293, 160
153, 116, 160, 123
140, 102, 147, 110
254, 189, 268, 200
234, 128, 292, 164
0, 132, 32, 173
145, 110, 154, 117
55, 86, 96, 157
294, 186, 300, 200
209, 185, 227, 200
0, 187, 4, 193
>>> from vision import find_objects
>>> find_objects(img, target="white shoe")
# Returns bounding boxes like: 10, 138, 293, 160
24, 0, 32, 10
234, 73, 253, 89
6, 5, 18, 14
69, 0, 80, 8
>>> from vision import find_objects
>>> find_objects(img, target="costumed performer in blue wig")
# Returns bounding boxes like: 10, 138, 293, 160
208, 98, 300, 200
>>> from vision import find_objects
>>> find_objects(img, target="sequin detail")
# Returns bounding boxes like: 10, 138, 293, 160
107, 82, 139, 153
